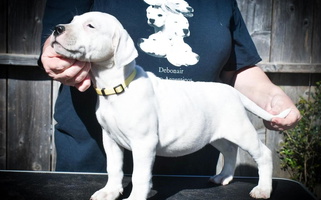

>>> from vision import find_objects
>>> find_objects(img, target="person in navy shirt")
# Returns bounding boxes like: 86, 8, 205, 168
40, 0, 300, 173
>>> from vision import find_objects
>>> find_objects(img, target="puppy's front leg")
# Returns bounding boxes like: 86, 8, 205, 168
124, 139, 157, 200
91, 131, 124, 200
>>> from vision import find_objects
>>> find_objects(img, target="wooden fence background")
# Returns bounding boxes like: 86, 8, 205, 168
0, 0, 320, 179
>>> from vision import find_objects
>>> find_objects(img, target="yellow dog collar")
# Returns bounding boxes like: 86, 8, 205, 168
95, 69, 137, 96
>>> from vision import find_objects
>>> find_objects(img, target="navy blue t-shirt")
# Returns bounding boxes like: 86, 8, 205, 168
41, 0, 261, 174
92, 0, 261, 82
43, 0, 261, 82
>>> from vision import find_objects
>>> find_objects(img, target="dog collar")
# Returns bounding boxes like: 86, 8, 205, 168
95, 69, 137, 96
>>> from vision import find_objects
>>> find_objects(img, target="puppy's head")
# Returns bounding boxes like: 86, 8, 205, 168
165, 0, 194, 17
146, 5, 167, 28
51, 12, 138, 67
166, 13, 190, 37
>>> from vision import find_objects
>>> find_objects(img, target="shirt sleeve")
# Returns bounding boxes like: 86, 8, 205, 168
223, 0, 262, 71
41, 0, 93, 45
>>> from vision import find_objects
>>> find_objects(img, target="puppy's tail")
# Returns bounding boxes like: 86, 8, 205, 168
238, 92, 291, 121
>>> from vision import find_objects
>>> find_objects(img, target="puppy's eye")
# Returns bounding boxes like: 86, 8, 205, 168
87, 24, 95, 29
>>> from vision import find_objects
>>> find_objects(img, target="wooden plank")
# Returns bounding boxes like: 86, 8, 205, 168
268, 73, 313, 103
7, 66, 52, 171
311, 73, 321, 85
51, 81, 61, 171
0, 54, 39, 66
0, 67, 7, 169
271, 0, 314, 63
237, 0, 273, 62
312, 0, 321, 63
0, 0, 7, 53
258, 63, 321, 73
7, 0, 46, 54
1, 53, 321, 74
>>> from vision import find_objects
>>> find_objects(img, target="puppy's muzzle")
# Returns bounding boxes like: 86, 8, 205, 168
54, 25, 65, 37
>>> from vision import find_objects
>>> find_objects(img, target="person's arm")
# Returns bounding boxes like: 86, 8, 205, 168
221, 66, 301, 131
40, 0, 93, 92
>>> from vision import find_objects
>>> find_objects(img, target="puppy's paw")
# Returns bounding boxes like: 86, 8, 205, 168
249, 186, 271, 199
90, 187, 123, 200
209, 174, 233, 186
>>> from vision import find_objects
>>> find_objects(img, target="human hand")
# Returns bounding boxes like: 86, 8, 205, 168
263, 94, 301, 131
41, 36, 91, 92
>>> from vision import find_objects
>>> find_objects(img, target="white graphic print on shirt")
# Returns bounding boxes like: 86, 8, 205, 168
138, 0, 200, 67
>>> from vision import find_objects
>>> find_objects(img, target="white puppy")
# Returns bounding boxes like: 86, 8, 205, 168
145, 5, 167, 32
144, 0, 194, 17
165, 12, 190, 37
139, 8, 198, 66
51, 12, 290, 200
164, 13, 199, 66
164, 0, 194, 17
137, 32, 170, 58
166, 38, 200, 66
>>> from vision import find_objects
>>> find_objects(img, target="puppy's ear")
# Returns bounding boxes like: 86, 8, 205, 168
114, 29, 138, 68
144, 0, 162, 6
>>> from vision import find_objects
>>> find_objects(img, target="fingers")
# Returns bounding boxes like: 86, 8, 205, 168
54, 61, 91, 86
42, 47, 75, 76
75, 74, 92, 92
41, 37, 91, 92
264, 107, 301, 131
265, 120, 291, 131
44, 57, 76, 79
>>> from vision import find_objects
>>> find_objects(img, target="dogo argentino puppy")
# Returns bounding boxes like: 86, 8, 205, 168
51, 12, 290, 200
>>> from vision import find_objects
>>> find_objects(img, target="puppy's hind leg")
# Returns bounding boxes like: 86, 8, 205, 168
209, 139, 237, 186
247, 140, 273, 199
229, 123, 273, 199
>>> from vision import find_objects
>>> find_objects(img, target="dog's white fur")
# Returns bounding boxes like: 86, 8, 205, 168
51, 12, 291, 200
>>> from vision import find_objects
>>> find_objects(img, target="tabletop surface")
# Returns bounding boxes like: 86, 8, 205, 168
0, 170, 317, 200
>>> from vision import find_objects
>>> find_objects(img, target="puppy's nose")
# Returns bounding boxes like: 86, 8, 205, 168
183, 29, 190, 36
149, 19, 155, 24
54, 25, 65, 36
187, 7, 194, 12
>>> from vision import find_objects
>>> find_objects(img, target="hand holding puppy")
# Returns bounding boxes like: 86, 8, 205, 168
41, 36, 92, 92
264, 94, 301, 131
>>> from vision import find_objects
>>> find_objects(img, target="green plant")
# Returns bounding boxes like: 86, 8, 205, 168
279, 81, 321, 192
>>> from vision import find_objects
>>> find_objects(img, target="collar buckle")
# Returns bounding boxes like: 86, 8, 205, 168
113, 84, 125, 95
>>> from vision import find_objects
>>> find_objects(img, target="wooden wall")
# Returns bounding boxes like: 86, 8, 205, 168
0, 0, 51, 170
0, 0, 320, 179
